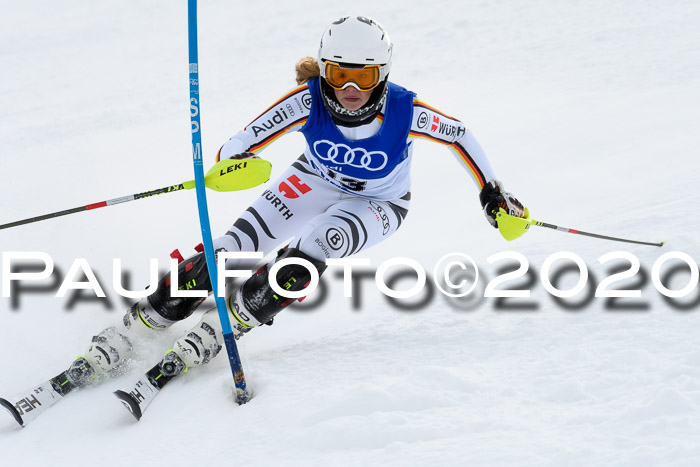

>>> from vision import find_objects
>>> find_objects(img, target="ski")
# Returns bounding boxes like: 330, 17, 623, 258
114, 350, 186, 421
1, 352, 187, 425
0, 357, 95, 427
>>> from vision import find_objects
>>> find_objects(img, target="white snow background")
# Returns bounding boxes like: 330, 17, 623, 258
1, 0, 700, 465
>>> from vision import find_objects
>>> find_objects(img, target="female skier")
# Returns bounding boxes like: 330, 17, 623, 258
1, 16, 526, 424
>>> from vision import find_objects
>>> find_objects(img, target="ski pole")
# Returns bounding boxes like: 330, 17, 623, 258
0, 158, 271, 231
496, 208, 665, 247
187, 0, 251, 404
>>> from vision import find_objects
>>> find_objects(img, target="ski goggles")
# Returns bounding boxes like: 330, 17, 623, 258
322, 61, 384, 91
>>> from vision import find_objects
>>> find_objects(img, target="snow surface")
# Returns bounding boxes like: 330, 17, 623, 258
2, 0, 700, 465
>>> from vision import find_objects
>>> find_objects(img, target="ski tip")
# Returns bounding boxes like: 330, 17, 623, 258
0, 397, 25, 427
113, 390, 142, 421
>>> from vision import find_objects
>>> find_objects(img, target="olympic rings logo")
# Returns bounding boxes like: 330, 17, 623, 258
313, 140, 388, 172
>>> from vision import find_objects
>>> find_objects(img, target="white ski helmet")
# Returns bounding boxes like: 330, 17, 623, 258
317, 16, 393, 125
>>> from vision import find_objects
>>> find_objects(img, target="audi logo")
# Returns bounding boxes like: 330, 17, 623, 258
313, 140, 388, 172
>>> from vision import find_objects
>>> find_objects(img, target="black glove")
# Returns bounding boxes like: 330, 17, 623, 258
479, 180, 525, 228
229, 151, 258, 161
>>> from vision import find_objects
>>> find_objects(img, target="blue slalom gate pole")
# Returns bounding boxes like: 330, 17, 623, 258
187, 0, 250, 404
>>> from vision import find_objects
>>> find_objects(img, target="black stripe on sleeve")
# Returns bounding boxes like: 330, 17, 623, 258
245, 86, 309, 127
413, 101, 454, 120
453, 141, 486, 187
246, 115, 308, 151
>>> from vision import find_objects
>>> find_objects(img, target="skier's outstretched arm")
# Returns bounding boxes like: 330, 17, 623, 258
216, 84, 313, 161
408, 99, 527, 228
